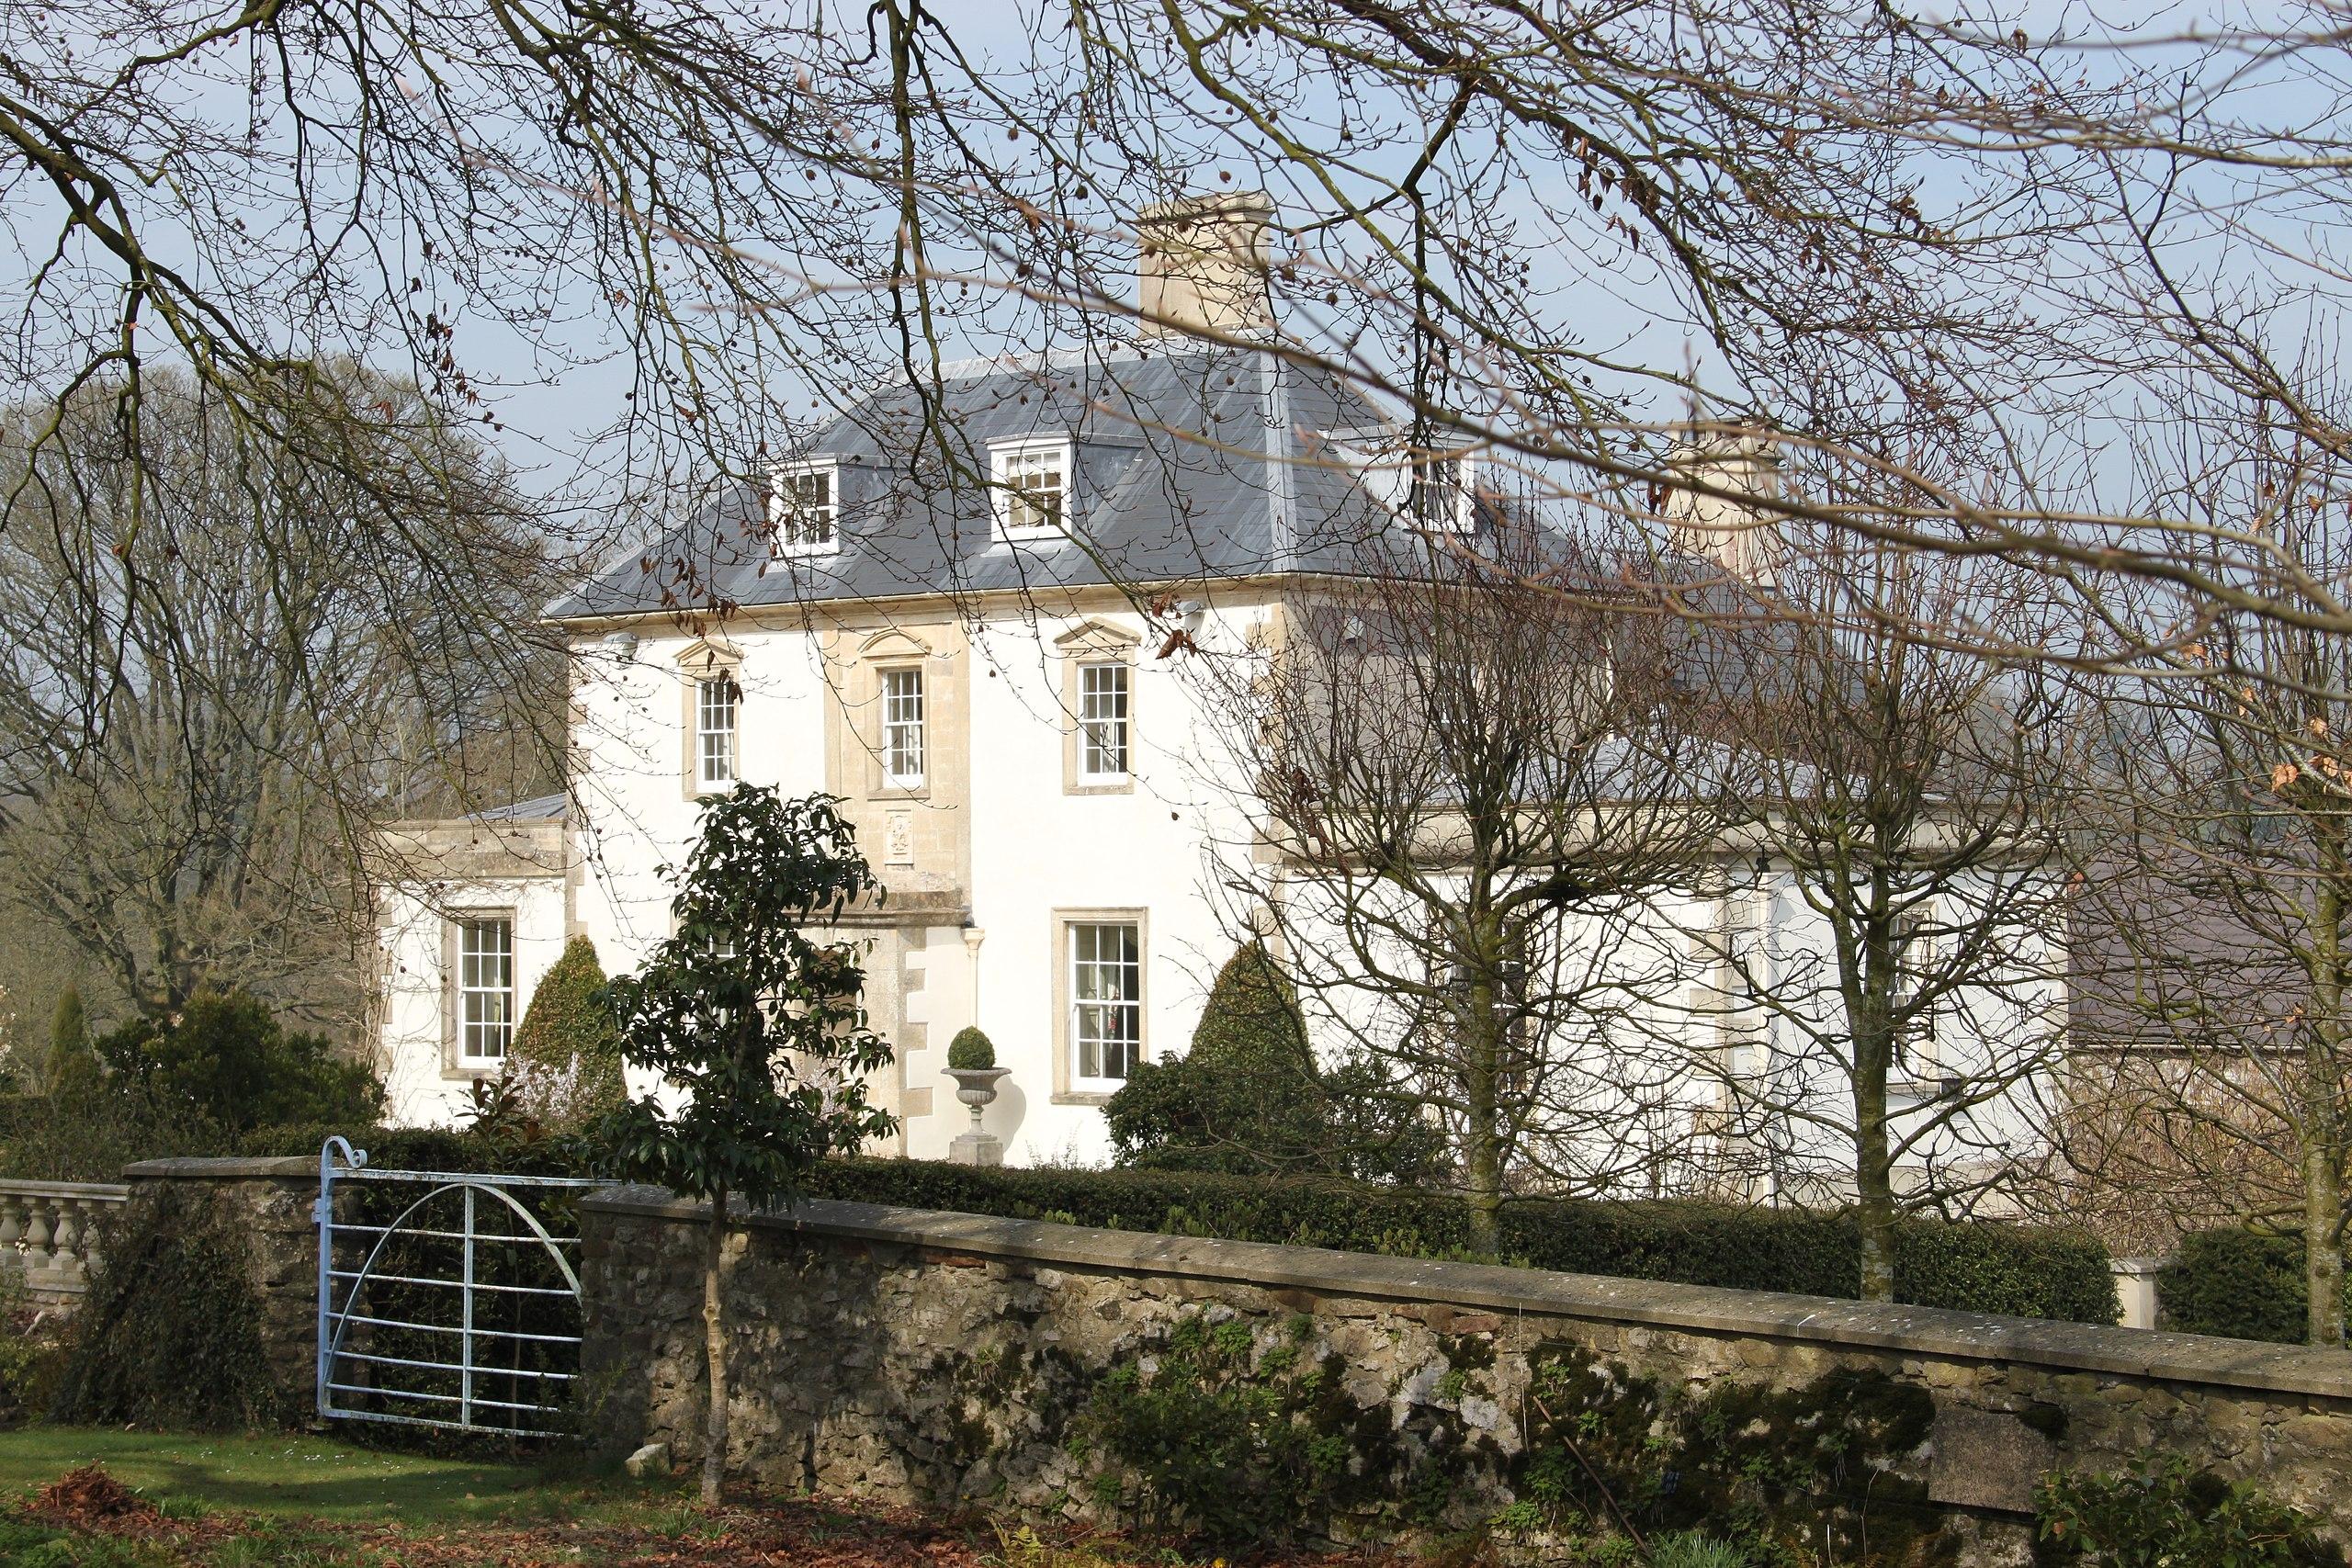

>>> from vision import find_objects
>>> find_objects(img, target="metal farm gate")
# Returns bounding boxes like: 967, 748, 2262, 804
314, 1137, 612, 1437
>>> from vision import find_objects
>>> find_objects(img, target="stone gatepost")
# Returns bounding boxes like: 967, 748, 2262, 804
119, 1156, 322, 1411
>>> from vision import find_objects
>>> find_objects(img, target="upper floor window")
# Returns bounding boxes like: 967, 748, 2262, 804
1892, 905, 1943, 1077
991, 438, 1070, 539
774, 461, 839, 553
1403, 454, 1476, 532
1078, 661, 1130, 778
695, 674, 740, 791
457, 916, 514, 1065
881, 667, 925, 788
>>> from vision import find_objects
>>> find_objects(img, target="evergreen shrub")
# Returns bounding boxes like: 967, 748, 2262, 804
2157, 1229, 2347, 1343
504, 935, 628, 1129
1104, 942, 1442, 1183
51, 1186, 287, 1429
946, 1026, 996, 1071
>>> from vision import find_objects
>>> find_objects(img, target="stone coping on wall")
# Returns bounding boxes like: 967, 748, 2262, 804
585, 1186, 2352, 1403
121, 1156, 319, 1179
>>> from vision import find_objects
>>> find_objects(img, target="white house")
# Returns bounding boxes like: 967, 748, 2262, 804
371, 196, 2063, 1192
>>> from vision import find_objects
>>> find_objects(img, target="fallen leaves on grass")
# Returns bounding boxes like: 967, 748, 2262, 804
29, 1463, 159, 1525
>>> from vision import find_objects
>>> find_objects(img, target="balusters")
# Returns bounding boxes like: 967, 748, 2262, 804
0, 1184, 129, 1299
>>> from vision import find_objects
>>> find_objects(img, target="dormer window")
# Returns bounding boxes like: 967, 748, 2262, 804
991, 438, 1071, 539
1403, 454, 1476, 533
774, 460, 838, 553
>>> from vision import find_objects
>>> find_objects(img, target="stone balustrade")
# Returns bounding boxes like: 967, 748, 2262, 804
0, 1179, 129, 1303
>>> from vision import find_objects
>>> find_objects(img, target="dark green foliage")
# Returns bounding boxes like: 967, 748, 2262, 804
51, 1186, 287, 1429
1104, 942, 1445, 1183
2158, 1230, 2346, 1344
0, 1089, 221, 1181
597, 787, 897, 1211
506, 936, 628, 1130
245, 1120, 613, 1176
42, 987, 99, 1103
1079, 1310, 1458, 1544
798, 1157, 2120, 1321
2035, 1453, 2342, 1566
93, 987, 382, 1133
1519, 1347, 1945, 1564
945, 1026, 996, 1071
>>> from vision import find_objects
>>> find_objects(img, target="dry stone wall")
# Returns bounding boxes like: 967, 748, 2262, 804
579, 1190, 2352, 1563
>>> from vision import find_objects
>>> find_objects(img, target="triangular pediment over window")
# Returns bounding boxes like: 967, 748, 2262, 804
675, 637, 744, 678
1053, 617, 1141, 658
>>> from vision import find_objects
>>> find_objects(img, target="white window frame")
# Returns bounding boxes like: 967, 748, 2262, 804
772, 459, 840, 554
990, 437, 1072, 540
1892, 904, 1943, 1079
1077, 660, 1130, 779
1068, 919, 1143, 1091
457, 916, 515, 1066
1402, 454, 1477, 533
695, 673, 740, 792
880, 666, 926, 789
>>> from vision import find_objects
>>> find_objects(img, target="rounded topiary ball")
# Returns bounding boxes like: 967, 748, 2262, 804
946, 1026, 997, 1071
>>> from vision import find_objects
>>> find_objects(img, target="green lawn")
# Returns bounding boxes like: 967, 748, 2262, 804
0, 1427, 591, 1523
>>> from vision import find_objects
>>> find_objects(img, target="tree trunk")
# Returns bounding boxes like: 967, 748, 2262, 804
1462, 964, 1504, 1261
1854, 1028, 1898, 1303
701, 1182, 729, 1505
2307, 872, 2346, 1348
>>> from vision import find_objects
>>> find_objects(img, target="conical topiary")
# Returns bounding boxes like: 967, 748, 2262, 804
43, 985, 103, 1104
505, 936, 628, 1129
1184, 941, 1315, 1075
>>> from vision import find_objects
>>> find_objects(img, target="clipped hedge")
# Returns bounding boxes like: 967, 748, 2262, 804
794, 1158, 2120, 1323
232, 1121, 608, 1179
2158, 1230, 2347, 1344
168, 1130, 2117, 1322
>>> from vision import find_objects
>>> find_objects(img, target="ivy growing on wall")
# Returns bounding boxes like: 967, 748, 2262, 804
1074, 1310, 1485, 1545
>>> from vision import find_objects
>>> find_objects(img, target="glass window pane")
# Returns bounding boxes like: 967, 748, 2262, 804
882, 668, 924, 784
1079, 662, 1129, 775
1069, 921, 1140, 1084
458, 918, 514, 1061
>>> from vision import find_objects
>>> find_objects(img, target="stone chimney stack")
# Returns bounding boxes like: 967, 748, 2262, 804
1664, 427, 1785, 585
1136, 192, 1274, 340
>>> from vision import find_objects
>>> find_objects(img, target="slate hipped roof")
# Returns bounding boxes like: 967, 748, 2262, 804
548, 344, 1392, 621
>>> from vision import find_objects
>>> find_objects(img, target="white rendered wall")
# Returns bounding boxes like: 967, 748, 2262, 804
376, 874, 570, 1126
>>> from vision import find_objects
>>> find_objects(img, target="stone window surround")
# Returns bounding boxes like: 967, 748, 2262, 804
675, 637, 745, 801
1055, 618, 1140, 795
440, 905, 518, 1080
852, 628, 936, 804
1050, 906, 1148, 1105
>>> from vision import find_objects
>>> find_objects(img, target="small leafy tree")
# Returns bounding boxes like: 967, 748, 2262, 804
599, 785, 897, 1503
505, 936, 628, 1130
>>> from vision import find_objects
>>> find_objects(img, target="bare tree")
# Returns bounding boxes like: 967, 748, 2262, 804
1673, 492, 2077, 1303
2064, 382, 2352, 1347
1205, 498, 1727, 1258
0, 369, 556, 1032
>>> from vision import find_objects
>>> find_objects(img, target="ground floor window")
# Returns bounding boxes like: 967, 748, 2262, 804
457, 916, 515, 1065
1068, 919, 1141, 1089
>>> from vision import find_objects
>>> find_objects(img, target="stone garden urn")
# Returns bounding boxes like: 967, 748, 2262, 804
943, 1066, 1012, 1167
